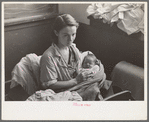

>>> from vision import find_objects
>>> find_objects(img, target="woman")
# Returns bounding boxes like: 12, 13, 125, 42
39, 14, 111, 101
40, 14, 90, 93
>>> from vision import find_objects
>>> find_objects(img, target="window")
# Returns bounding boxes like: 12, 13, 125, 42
4, 3, 58, 26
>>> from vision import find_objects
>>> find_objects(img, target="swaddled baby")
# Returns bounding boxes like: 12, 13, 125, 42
70, 53, 105, 100
75, 53, 101, 81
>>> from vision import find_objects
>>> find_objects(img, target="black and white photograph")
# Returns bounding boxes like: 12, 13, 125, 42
1, 1, 147, 120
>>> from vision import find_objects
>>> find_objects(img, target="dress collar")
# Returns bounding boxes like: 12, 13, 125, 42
51, 43, 81, 62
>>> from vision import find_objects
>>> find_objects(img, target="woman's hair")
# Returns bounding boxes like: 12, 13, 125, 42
51, 14, 79, 44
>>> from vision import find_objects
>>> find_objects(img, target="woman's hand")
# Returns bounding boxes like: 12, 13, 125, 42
76, 71, 93, 83
75, 73, 83, 83
40, 82, 48, 90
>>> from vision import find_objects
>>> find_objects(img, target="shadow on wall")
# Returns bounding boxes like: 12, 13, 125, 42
75, 22, 144, 79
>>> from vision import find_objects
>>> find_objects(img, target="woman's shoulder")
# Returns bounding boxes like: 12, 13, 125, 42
41, 45, 56, 60
40, 46, 57, 67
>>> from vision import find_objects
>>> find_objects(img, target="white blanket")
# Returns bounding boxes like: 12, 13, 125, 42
86, 3, 144, 35
10, 53, 41, 95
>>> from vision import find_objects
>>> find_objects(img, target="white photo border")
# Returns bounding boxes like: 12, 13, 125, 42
1, 1, 148, 120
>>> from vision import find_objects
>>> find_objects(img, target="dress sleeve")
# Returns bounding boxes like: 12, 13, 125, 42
40, 55, 58, 86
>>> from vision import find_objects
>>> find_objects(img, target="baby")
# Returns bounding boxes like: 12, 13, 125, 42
77, 53, 101, 80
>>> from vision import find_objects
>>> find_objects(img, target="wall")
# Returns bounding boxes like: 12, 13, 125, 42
59, 4, 90, 24
75, 23, 144, 79
5, 19, 55, 81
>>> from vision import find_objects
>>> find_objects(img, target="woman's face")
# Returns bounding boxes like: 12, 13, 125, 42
55, 26, 77, 47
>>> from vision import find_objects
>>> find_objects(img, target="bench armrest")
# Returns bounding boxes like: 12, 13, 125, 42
111, 61, 144, 100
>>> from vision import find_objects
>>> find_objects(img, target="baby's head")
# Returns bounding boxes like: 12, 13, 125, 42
82, 53, 100, 69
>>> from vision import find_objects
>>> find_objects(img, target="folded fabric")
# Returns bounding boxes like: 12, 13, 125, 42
10, 53, 41, 95
26, 89, 82, 101
86, 3, 144, 35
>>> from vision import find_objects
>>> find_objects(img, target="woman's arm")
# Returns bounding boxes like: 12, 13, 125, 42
41, 72, 88, 90
41, 78, 77, 90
